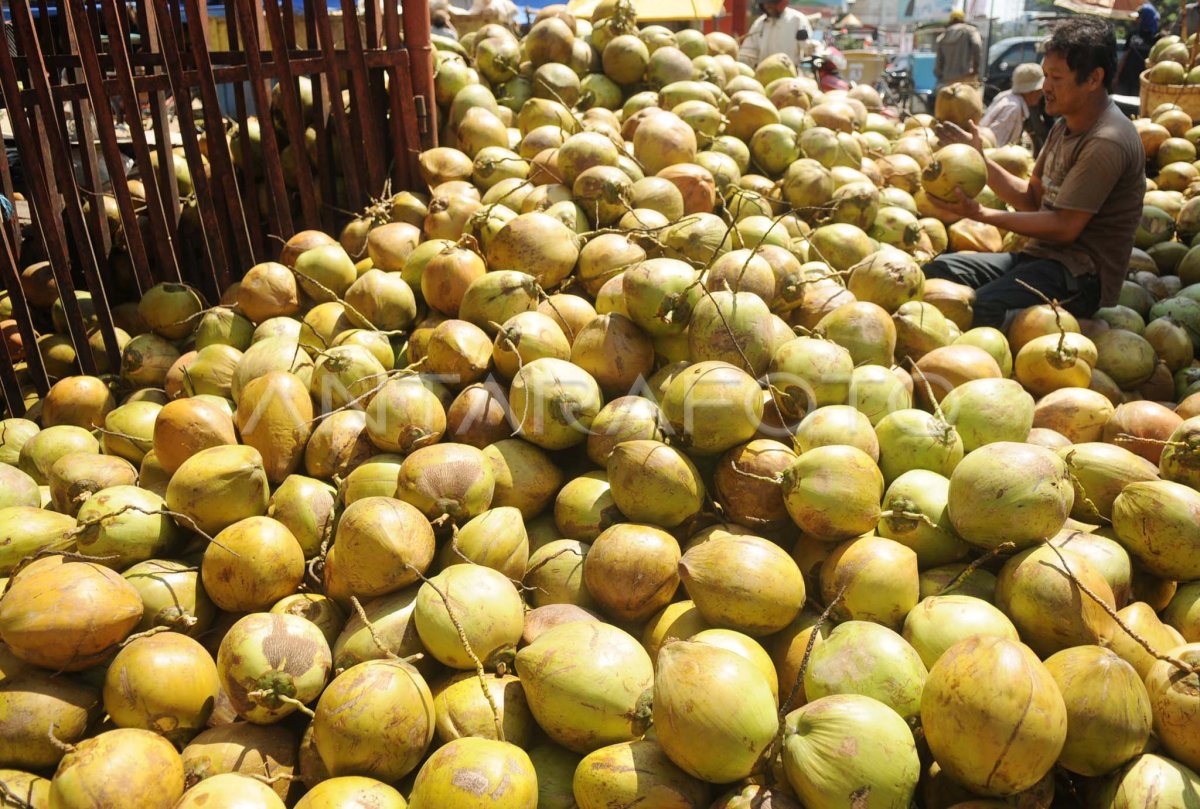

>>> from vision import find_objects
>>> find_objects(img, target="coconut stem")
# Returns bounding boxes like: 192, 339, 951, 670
46, 724, 75, 755
1013, 278, 1073, 357
303, 359, 427, 427
65, 504, 240, 557
283, 265, 381, 333
119, 625, 173, 647
1041, 541, 1199, 675
936, 542, 1015, 596
349, 596, 401, 662
877, 509, 942, 530
1112, 434, 1189, 450
1060, 451, 1109, 523
764, 585, 847, 784
247, 690, 316, 719
0, 781, 35, 809
405, 564, 505, 742
906, 357, 949, 426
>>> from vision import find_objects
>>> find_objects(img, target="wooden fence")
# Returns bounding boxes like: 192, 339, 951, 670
0, 0, 435, 417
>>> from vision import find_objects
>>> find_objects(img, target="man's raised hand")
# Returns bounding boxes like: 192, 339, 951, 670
934, 120, 983, 153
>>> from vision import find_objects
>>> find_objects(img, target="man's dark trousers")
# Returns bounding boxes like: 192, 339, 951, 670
922, 251, 1102, 328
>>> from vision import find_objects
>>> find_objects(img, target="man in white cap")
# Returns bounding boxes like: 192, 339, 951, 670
737, 0, 820, 68
935, 8, 983, 90
980, 63, 1045, 145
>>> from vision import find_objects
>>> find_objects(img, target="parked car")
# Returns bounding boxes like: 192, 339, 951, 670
984, 36, 1043, 104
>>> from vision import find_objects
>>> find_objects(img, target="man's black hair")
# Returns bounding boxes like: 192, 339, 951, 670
1044, 16, 1118, 91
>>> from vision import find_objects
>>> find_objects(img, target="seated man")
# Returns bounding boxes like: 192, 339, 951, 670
979, 62, 1044, 146
922, 16, 1144, 329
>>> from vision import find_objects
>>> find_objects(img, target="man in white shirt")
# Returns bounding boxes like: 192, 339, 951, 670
737, 0, 820, 68
980, 63, 1044, 146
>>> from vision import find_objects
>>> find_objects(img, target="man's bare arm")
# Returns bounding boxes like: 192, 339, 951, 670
931, 190, 1092, 242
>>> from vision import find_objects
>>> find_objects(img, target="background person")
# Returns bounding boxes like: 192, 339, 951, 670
1116, 2, 1159, 95
979, 63, 1044, 146
921, 16, 1145, 329
934, 8, 983, 90
737, 0, 820, 68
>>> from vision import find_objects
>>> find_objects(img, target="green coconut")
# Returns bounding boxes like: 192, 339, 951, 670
921, 636, 1067, 797
0, 507, 76, 575
75, 485, 182, 569
947, 442, 1073, 551
1111, 480, 1200, 580
874, 409, 963, 484
679, 534, 805, 636
902, 595, 1018, 669
123, 559, 215, 637
878, 469, 971, 568
414, 564, 523, 671
514, 621, 653, 754
1050, 528, 1134, 608
939, 378, 1034, 452
1045, 645, 1152, 777
607, 440, 705, 528
509, 358, 603, 450
994, 544, 1118, 658
432, 671, 534, 747
0, 669, 99, 769
164, 445, 269, 537
803, 621, 927, 721
780, 445, 883, 541
653, 640, 777, 783
782, 694, 920, 809
0, 418, 39, 466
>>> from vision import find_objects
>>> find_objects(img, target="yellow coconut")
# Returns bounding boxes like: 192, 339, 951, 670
515, 621, 653, 753
1044, 645, 1152, 777
182, 722, 298, 801
573, 739, 711, 809
174, 773, 286, 808
820, 536, 919, 631
0, 560, 142, 671
49, 728, 184, 809
235, 370, 314, 484
102, 632, 219, 745
679, 534, 805, 636
0, 669, 99, 770
643, 600, 713, 664
294, 776, 408, 809
40, 376, 115, 430
432, 671, 535, 747
1109, 602, 1188, 680
330, 496, 436, 599
312, 660, 435, 782
267, 474, 338, 559
202, 516, 305, 612
407, 737, 537, 808
438, 506, 529, 580
165, 445, 270, 536
653, 640, 778, 783
921, 636, 1066, 797
1144, 642, 1200, 772
583, 523, 680, 624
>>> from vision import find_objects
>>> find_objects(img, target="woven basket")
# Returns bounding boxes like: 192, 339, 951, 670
1140, 70, 1200, 121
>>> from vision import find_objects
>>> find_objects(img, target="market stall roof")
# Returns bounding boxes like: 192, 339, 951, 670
1051, 0, 1138, 20
566, 0, 725, 21
835, 12, 864, 27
